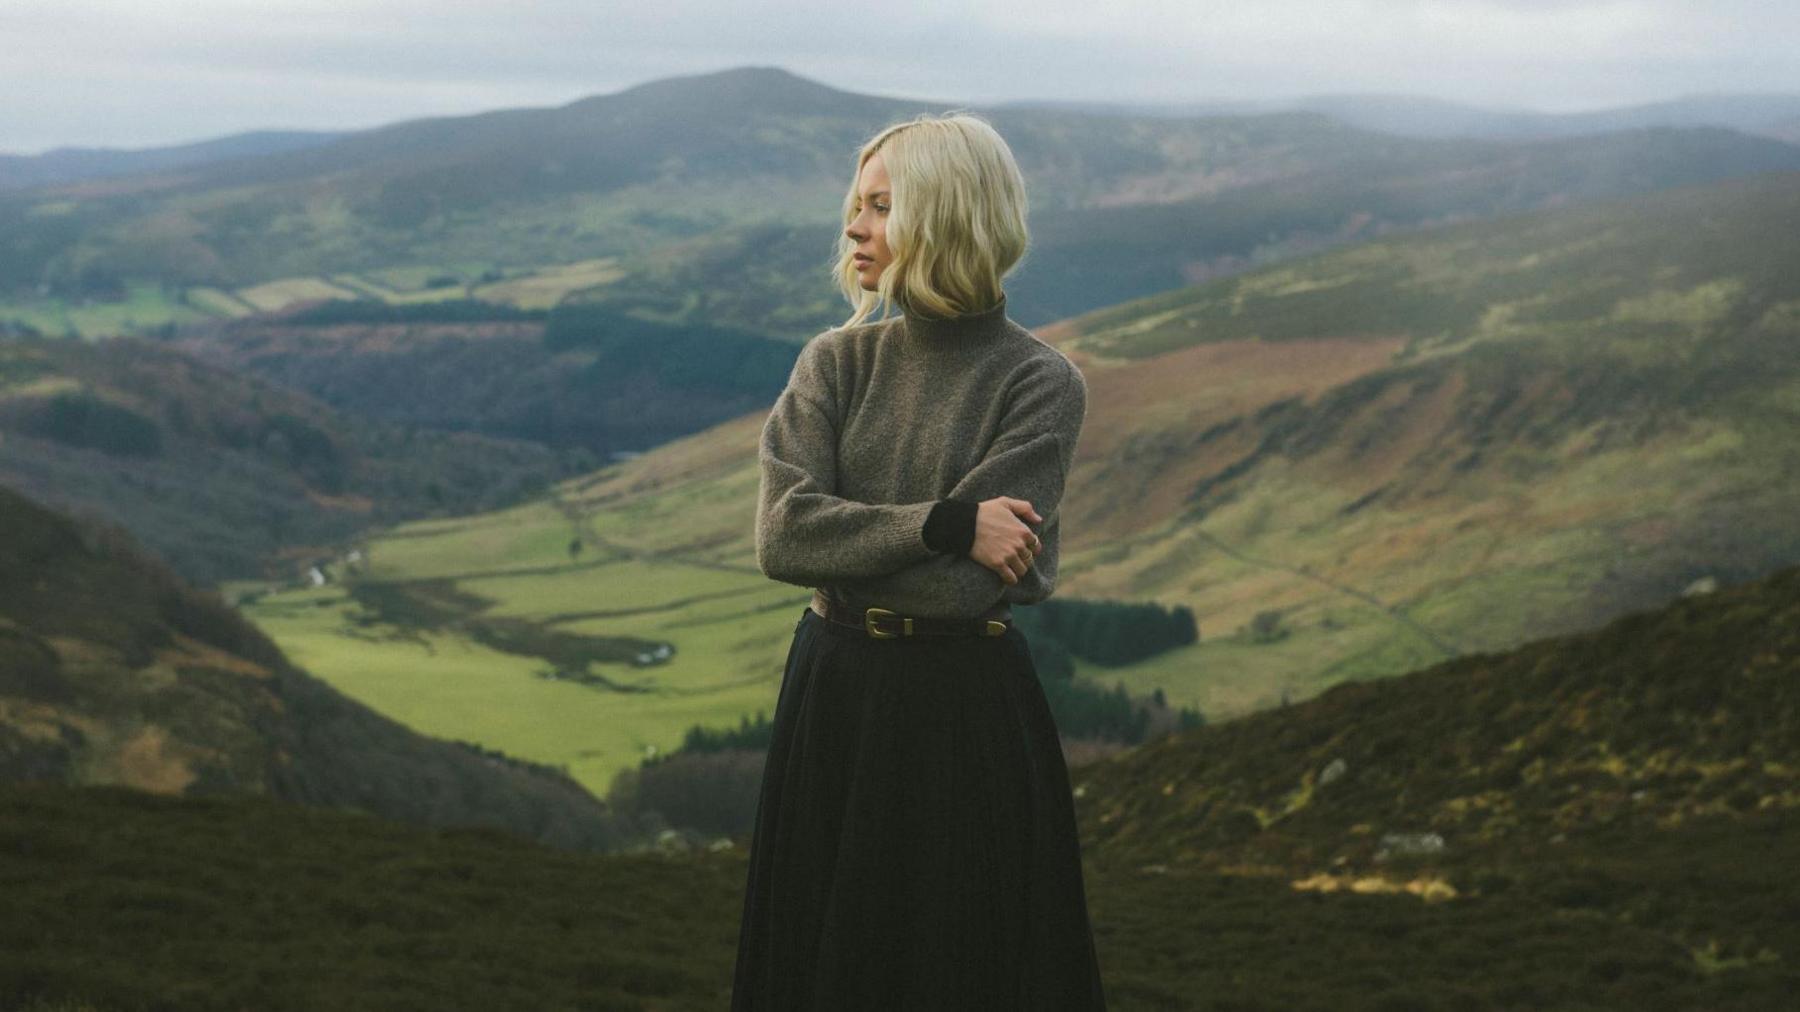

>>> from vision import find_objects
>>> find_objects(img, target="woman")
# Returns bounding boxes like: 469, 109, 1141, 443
732, 110, 1106, 1011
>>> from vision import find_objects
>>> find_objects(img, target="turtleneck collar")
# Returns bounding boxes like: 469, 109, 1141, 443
899, 292, 1010, 344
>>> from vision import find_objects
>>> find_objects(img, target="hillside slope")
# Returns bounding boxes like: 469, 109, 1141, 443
1071, 561, 1800, 876
0, 484, 645, 851
4, 559, 1797, 1009
0, 334, 583, 585
1048, 167, 1800, 680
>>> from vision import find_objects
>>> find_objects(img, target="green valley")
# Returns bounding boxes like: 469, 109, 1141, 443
235, 168, 1800, 803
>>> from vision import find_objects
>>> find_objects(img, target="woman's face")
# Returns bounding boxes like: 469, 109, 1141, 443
846, 152, 892, 291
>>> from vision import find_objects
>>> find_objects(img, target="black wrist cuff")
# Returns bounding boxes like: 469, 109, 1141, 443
923, 498, 979, 557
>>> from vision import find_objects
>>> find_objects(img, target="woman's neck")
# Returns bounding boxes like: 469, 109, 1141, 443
899, 292, 1009, 343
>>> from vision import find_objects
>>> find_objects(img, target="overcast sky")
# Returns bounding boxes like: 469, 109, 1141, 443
3, 0, 1795, 155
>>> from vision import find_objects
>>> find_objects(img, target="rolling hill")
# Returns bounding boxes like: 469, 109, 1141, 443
1042, 166, 1800, 666
6, 66, 1800, 340
0, 483, 652, 852
1072, 560, 1800, 877
1060, 558, 1800, 1008
0, 333, 588, 586
167, 297, 800, 459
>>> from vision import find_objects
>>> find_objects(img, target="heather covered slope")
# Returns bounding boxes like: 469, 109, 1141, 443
1071, 562, 1800, 877
0, 782, 746, 1011
1062, 560, 1800, 1008
0, 484, 647, 851
4, 563, 1796, 1009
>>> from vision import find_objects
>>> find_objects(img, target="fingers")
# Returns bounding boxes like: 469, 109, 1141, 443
1013, 541, 1037, 574
975, 506, 1044, 585
1003, 497, 1043, 524
992, 559, 1019, 585
985, 553, 1025, 584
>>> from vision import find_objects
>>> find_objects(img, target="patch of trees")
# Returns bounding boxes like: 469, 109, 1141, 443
255, 412, 347, 492
606, 748, 765, 839
543, 302, 795, 398
0, 199, 86, 297
36, 263, 127, 301
7, 390, 163, 457
1018, 627, 1205, 745
448, 739, 571, 781
666, 711, 774, 755
193, 407, 347, 493
1012, 596, 1199, 665
1247, 609, 1291, 643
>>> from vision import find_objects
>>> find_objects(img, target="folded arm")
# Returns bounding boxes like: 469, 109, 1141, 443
835, 359, 1086, 616
754, 335, 942, 585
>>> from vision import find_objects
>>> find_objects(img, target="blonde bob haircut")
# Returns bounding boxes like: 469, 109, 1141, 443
834, 110, 1030, 329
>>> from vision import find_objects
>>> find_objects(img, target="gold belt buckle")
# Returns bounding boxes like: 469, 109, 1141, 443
864, 607, 912, 639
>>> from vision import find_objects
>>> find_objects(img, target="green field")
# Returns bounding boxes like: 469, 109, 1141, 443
0, 259, 636, 339
244, 493, 809, 798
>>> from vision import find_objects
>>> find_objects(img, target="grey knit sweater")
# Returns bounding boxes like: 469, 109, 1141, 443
754, 293, 1088, 619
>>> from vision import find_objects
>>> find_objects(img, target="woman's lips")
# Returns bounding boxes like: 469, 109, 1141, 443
854, 255, 873, 266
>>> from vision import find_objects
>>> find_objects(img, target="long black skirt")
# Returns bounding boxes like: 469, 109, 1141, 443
730, 607, 1108, 1010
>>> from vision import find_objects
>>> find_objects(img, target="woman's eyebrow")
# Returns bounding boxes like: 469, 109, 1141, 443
857, 189, 890, 200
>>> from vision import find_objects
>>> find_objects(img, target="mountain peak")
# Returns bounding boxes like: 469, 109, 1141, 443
576, 65, 866, 117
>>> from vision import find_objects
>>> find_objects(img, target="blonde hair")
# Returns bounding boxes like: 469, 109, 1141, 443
834, 111, 1030, 329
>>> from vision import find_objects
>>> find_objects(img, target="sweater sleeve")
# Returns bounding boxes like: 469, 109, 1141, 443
833, 356, 1087, 617
922, 498, 980, 556
754, 334, 941, 587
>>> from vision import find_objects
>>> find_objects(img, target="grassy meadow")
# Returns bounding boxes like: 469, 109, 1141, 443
241, 480, 813, 798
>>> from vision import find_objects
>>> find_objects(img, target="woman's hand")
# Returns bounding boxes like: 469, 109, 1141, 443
971, 496, 1043, 585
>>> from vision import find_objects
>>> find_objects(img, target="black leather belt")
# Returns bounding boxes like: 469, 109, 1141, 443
810, 589, 1011, 639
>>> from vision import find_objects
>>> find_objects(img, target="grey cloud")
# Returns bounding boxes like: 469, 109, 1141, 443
1, 0, 1795, 153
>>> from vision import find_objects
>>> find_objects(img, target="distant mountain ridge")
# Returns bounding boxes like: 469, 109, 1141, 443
0, 129, 347, 191
1001, 90, 1800, 143
7, 65, 1800, 342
